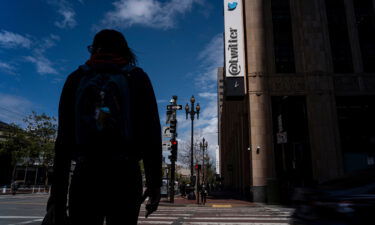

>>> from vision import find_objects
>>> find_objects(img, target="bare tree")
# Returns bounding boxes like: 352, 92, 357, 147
177, 134, 205, 168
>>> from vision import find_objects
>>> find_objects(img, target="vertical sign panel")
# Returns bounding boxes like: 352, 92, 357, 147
224, 0, 246, 97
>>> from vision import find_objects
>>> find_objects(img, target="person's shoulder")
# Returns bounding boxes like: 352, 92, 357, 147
65, 64, 90, 82
129, 66, 147, 76
128, 66, 150, 80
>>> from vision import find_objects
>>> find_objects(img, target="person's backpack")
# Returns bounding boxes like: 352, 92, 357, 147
74, 64, 134, 151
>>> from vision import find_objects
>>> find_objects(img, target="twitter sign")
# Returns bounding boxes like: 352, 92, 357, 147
224, 0, 246, 97
228, 1, 238, 11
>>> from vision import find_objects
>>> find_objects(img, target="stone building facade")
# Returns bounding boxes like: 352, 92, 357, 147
219, 0, 375, 203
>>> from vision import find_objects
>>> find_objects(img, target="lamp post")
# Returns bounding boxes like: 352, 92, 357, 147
200, 138, 208, 185
185, 95, 200, 199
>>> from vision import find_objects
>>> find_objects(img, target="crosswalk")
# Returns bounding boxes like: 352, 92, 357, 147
137, 205, 293, 225
0, 194, 294, 225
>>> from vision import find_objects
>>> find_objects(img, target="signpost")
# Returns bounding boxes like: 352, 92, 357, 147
162, 141, 172, 148
162, 126, 172, 138
165, 96, 182, 203
167, 105, 183, 110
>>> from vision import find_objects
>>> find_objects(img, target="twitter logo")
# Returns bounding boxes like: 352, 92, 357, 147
228, 1, 238, 11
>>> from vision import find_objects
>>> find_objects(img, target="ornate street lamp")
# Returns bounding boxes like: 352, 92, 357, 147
185, 95, 200, 199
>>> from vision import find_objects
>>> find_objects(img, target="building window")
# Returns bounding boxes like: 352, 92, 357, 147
271, 0, 296, 73
336, 96, 375, 172
353, 0, 375, 72
325, 0, 354, 73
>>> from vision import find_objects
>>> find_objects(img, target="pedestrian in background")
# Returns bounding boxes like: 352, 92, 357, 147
10, 181, 17, 195
201, 184, 207, 205
42, 29, 162, 225
180, 181, 186, 198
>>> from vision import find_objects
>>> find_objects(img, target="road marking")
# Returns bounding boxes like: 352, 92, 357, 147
0, 216, 43, 219
137, 221, 173, 224
148, 213, 192, 216
0, 194, 49, 199
140, 216, 183, 220
0, 202, 46, 205
212, 205, 232, 208
8, 218, 43, 225
182, 223, 288, 225
189, 217, 290, 221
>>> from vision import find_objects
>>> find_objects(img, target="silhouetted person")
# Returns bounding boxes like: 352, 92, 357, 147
201, 184, 207, 205
10, 181, 17, 195
42, 29, 162, 225
179, 181, 186, 198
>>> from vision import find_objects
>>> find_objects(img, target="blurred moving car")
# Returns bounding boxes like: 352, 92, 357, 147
292, 169, 375, 225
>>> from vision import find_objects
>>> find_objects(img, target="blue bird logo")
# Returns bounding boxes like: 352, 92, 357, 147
228, 1, 238, 11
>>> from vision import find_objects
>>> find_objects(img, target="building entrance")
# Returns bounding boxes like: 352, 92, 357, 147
271, 96, 313, 203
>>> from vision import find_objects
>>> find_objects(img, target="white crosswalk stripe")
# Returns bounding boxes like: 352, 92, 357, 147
137, 205, 293, 225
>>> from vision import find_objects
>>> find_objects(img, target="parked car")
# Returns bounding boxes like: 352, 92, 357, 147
292, 169, 375, 225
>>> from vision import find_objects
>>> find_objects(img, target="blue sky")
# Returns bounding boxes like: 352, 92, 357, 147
0, 0, 224, 165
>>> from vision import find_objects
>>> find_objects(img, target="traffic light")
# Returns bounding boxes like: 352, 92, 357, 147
169, 119, 177, 134
169, 139, 177, 161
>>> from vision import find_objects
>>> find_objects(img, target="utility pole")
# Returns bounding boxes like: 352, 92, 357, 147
166, 96, 182, 203
200, 138, 208, 186
196, 164, 201, 204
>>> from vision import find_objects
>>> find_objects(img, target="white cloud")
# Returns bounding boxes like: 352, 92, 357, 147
196, 94, 217, 121
181, 34, 224, 167
35, 34, 60, 54
25, 55, 58, 75
172, 34, 223, 168
48, 0, 77, 29
25, 34, 60, 75
101, 0, 201, 29
198, 92, 217, 99
0, 93, 34, 125
195, 33, 224, 89
0, 61, 16, 75
0, 30, 32, 49
0, 30, 59, 76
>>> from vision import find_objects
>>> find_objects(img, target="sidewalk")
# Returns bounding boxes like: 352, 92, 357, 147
160, 191, 256, 207
0, 187, 50, 195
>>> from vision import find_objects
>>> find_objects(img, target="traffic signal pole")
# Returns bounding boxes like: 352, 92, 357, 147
170, 143, 176, 203
166, 96, 182, 203
197, 165, 200, 205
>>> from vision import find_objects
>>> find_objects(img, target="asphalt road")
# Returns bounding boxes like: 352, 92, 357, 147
0, 194, 47, 225
0, 194, 294, 225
